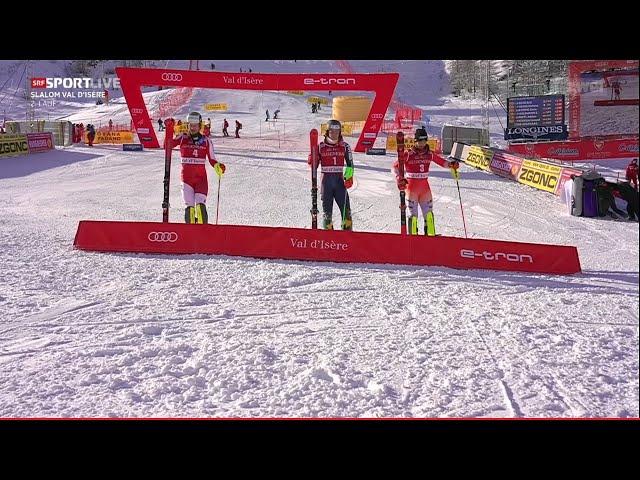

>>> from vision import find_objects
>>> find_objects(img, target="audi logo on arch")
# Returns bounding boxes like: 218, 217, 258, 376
370, 114, 384, 120
161, 73, 183, 82
131, 108, 144, 114
148, 232, 178, 242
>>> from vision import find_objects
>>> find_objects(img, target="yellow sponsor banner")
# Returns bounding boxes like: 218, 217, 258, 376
87, 131, 135, 144
308, 96, 329, 105
174, 123, 189, 134
204, 103, 228, 111
518, 159, 562, 193
464, 145, 493, 171
173, 124, 205, 134
0, 134, 29, 158
386, 136, 438, 152
287, 90, 304, 95
320, 123, 354, 136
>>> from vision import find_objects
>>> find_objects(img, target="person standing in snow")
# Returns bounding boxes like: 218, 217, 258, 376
235, 120, 242, 138
86, 124, 96, 146
393, 127, 459, 235
625, 158, 638, 191
222, 118, 229, 137
265, 109, 270, 122
308, 119, 354, 230
166, 111, 226, 224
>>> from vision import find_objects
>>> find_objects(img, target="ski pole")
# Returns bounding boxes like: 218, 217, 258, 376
215, 174, 221, 225
342, 188, 349, 227
451, 166, 468, 238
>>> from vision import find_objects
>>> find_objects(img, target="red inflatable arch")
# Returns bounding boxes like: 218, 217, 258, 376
116, 67, 399, 153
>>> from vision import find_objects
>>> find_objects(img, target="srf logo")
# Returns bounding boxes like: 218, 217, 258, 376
31, 78, 46, 88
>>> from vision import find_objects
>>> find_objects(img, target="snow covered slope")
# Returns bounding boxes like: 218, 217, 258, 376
0, 60, 637, 418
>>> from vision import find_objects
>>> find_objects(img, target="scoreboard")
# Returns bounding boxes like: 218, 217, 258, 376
507, 95, 565, 128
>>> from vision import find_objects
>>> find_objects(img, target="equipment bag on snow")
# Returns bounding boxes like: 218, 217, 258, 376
582, 177, 602, 217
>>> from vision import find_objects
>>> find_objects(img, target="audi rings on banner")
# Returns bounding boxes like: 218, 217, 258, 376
161, 73, 183, 82
148, 232, 178, 242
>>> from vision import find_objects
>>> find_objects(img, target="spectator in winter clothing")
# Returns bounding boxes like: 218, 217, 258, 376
615, 181, 639, 221
596, 179, 628, 219
108, 119, 113, 131
222, 119, 229, 137
235, 120, 242, 138
611, 80, 622, 101
308, 119, 354, 230
626, 158, 638, 190
273, 109, 280, 120
393, 128, 459, 235
265, 109, 270, 122
86, 124, 96, 146
158, 118, 164, 131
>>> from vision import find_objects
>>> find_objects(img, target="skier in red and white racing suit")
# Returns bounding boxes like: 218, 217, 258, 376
167, 111, 226, 223
392, 128, 458, 235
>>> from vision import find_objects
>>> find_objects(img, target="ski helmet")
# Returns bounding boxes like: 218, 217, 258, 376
326, 119, 341, 134
187, 111, 202, 125
414, 128, 428, 141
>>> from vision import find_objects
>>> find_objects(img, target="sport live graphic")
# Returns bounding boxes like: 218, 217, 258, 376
29, 76, 120, 104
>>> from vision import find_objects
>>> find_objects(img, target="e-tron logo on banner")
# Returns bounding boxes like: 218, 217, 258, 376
303, 78, 356, 86
460, 249, 533, 263
161, 73, 183, 82
148, 232, 178, 242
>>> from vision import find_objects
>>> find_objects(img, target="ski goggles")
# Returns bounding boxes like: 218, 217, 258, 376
328, 124, 341, 131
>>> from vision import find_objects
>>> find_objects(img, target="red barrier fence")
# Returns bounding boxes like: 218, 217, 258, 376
74, 221, 581, 275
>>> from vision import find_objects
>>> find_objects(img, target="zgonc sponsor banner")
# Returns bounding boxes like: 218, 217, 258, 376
518, 159, 562, 194
74, 221, 581, 275
0, 134, 29, 158
508, 137, 639, 161
453, 142, 579, 196
86, 131, 135, 144
26, 132, 54, 153
464, 145, 493, 171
